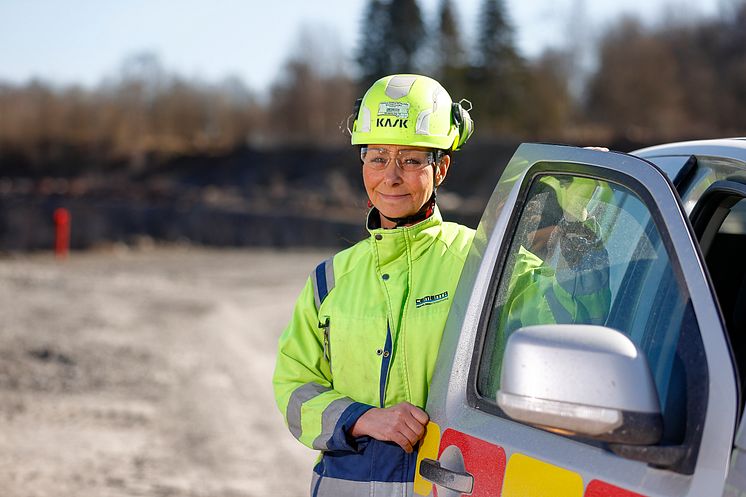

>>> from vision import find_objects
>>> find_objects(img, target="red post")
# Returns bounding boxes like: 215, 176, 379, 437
53, 208, 70, 258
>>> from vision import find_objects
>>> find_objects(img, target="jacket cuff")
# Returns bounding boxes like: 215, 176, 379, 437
326, 402, 375, 452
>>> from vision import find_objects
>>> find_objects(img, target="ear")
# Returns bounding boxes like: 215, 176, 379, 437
435, 155, 451, 187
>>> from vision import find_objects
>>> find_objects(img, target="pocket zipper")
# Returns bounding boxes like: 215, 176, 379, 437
318, 316, 331, 366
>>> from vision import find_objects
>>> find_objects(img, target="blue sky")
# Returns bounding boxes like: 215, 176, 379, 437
0, 0, 723, 94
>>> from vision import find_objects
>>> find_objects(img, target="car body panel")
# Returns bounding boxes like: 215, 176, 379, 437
419, 142, 740, 497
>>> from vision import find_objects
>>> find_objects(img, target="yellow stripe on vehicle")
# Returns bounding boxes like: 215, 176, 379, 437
503, 453, 583, 497
414, 421, 441, 496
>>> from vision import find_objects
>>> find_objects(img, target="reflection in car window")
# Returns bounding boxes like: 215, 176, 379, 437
478, 174, 694, 442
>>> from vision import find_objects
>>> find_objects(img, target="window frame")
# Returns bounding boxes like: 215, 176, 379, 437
464, 160, 708, 473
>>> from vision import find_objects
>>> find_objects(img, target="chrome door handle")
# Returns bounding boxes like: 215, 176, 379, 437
419, 457, 474, 494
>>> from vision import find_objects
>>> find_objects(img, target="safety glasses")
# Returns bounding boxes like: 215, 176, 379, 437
360, 147, 436, 172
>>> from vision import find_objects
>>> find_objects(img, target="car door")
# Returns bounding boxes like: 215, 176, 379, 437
415, 143, 738, 497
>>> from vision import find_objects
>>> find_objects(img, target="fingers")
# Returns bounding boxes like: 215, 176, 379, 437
393, 425, 419, 453
408, 404, 430, 425
348, 402, 430, 453
391, 403, 428, 452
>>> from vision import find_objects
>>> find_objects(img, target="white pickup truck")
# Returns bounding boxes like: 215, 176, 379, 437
414, 140, 746, 497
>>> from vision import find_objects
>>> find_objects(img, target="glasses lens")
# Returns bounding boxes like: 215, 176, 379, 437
361, 147, 390, 170
397, 150, 433, 171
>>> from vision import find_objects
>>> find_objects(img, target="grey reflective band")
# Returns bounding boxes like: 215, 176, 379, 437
416, 109, 432, 135
312, 397, 355, 450
312, 257, 336, 310
311, 473, 413, 497
287, 382, 331, 440
385, 75, 417, 99
359, 105, 371, 132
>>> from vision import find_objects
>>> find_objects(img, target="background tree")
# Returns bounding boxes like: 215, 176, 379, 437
387, 0, 426, 73
267, 26, 356, 147
355, 0, 391, 90
471, 0, 525, 134
517, 51, 573, 138
434, 0, 468, 100
586, 17, 686, 141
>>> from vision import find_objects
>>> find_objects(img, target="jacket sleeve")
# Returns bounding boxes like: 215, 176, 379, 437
272, 276, 374, 452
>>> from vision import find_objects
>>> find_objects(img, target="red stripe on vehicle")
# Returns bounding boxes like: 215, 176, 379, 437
585, 480, 648, 497
436, 429, 506, 497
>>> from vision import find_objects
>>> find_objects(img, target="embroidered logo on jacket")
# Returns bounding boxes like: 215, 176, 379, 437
415, 291, 449, 308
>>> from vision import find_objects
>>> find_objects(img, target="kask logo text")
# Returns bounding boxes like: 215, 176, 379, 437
376, 117, 408, 128
416, 291, 449, 308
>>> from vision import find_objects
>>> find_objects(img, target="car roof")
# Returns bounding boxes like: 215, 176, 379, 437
632, 137, 746, 162
631, 138, 746, 192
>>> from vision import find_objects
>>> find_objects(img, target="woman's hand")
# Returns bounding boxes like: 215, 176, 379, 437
350, 402, 429, 453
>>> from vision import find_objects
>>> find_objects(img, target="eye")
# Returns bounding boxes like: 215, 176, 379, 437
370, 156, 388, 163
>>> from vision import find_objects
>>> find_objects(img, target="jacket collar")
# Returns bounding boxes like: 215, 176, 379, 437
367, 206, 443, 267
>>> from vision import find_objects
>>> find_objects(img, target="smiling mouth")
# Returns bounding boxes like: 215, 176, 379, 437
378, 192, 409, 199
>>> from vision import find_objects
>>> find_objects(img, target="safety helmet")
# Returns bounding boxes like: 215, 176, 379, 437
351, 74, 474, 151
540, 175, 614, 223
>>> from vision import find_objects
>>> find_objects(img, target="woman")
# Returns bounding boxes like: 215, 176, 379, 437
273, 74, 475, 496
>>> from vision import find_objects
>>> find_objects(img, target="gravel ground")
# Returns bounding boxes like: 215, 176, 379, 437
0, 247, 332, 497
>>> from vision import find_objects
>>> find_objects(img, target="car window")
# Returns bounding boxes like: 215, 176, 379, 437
477, 173, 699, 444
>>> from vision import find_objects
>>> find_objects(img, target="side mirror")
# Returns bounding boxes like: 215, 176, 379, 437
497, 324, 662, 445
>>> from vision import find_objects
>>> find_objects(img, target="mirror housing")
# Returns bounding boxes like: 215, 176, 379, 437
497, 324, 662, 445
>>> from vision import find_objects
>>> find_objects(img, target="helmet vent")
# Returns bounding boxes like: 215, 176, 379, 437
385, 75, 417, 99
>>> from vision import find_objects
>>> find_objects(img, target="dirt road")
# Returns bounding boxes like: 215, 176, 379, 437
0, 247, 332, 497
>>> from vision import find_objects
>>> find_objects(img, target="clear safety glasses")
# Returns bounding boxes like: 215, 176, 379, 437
360, 147, 436, 172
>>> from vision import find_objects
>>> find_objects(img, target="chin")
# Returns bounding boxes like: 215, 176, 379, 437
378, 205, 416, 219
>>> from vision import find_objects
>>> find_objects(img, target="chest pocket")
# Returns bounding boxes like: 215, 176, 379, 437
312, 257, 387, 405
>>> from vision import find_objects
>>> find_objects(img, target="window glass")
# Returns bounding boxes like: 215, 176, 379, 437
477, 174, 694, 441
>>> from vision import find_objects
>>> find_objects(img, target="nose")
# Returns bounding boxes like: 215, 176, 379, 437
381, 159, 403, 185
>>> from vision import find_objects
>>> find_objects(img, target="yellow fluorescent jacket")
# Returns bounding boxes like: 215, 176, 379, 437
272, 207, 474, 492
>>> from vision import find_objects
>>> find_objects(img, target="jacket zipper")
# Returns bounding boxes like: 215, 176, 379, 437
379, 323, 393, 407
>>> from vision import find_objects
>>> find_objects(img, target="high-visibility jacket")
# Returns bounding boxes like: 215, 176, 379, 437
273, 207, 474, 496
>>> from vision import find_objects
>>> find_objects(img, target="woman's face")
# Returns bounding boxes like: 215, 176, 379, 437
362, 144, 450, 228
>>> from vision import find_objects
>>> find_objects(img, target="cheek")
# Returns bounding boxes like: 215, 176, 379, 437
408, 175, 433, 198
362, 170, 377, 195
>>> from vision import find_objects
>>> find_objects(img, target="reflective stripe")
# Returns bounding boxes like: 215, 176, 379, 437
324, 258, 335, 296
312, 397, 355, 450
359, 105, 371, 132
311, 471, 323, 497
545, 286, 574, 324
384, 75, 417, 99
312, 474, 412, 497
415, 109, 432, 135
287, 382, 330, 440
312, 257, 335, 310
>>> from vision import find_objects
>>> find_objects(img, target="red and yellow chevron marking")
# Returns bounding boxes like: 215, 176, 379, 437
415, 426, 649, 497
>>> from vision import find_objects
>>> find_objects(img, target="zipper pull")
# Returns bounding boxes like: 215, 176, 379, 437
318, 316, 331, 364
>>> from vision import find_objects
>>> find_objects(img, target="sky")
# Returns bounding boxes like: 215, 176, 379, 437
0, 0, 726, 94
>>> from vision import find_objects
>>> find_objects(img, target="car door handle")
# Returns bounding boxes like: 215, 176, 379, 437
419, 457, 474, 494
